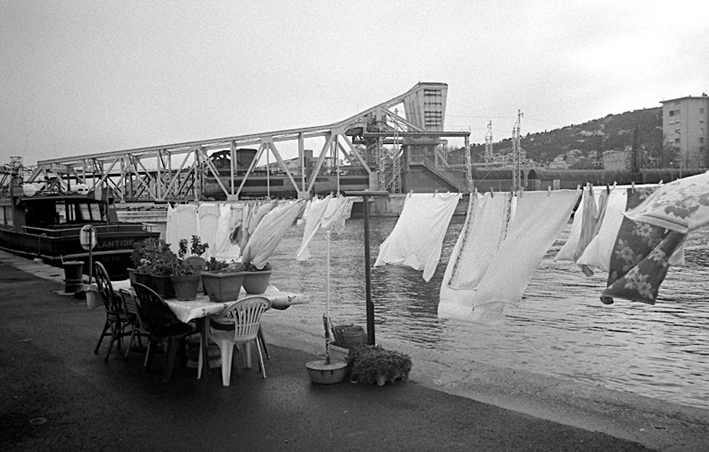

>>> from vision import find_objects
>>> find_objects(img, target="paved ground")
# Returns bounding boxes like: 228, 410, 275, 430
0, 253, 707, 451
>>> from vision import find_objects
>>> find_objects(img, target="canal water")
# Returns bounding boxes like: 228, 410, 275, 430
267, 215, 709, 411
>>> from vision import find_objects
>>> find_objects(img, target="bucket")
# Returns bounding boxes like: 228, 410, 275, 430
62, 261, 84, 294
341, 326, 366, 349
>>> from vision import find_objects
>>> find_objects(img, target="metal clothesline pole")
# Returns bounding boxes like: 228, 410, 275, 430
344, 190, 388, 346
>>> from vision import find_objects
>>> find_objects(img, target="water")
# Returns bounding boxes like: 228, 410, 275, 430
268, 216, 709, 411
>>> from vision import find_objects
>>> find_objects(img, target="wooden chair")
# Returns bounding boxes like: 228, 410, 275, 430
207, 296, 270, 386
132, 283, 197, 381
118, 288, 150, 360
93, 261, 129, 361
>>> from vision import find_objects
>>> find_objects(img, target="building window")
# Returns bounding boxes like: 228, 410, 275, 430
669, 110, 675, 117
675, 129, 680, 134
701, 108, 704, 114
675, 138, 680, 144
701, 137, 705, 144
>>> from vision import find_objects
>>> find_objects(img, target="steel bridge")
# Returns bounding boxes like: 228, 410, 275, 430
22, 82, 471, 202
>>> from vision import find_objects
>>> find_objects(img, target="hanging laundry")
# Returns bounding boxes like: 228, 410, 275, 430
575, 185, 600, 261
241, 200, 305, 269
197, 203, 220, 252
472, 190, 580, 322
439, 191, 512, 320
213, 203, 244, 260
554, 191, 584, 262
623, 170, 709, 234
296, 195, 332, 261
320, 195, 353, 235
439, 190, 580, 323
575, 189, 628, 275
165, 204, 198, 253
601, 230, 686, 305
375, 192, 461, 282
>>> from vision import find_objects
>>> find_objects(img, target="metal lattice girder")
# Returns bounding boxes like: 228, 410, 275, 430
26, 82, 469, 200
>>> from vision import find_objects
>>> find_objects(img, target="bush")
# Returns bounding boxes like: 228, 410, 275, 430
347, 344, 412, 385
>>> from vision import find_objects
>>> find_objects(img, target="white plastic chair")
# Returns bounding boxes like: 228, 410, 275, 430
206, 296, 270, 386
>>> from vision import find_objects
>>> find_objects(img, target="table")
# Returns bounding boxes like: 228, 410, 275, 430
162, 286, 308, 379
89, 280, 308, 379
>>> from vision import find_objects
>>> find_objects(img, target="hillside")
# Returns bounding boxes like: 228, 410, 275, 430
465, 107, 669, 168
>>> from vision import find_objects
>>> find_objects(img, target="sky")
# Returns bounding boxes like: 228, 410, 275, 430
2, 0, 708, 167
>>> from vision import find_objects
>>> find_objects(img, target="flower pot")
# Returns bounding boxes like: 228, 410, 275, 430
185, 256, 206, 293
135, 272, 153, 290
170, 274, 201, 301
305, 359, 347, 384
201, 272, 244, 302
127, 268, 138, 286
150, 274, 175, 299
241, 271, 272, 294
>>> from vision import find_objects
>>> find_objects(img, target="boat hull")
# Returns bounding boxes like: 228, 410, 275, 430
0, 224, 159, 280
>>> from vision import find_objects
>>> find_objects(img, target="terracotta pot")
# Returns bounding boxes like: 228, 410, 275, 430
241, 271, 272, 294
150, 274, 175, 299
201, 272, 244, 302
170, 274, 201, 301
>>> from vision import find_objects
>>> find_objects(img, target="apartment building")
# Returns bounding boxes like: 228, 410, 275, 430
660, 94, 709, 168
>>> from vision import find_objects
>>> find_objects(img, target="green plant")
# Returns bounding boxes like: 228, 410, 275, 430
205, 257, 242, 273
242, 261, 272, 272
132, 238, 178, 276
178, 235, 208, 259
131, 237, 162, 268
172, 258, 203, 276
348, 344, 412, 385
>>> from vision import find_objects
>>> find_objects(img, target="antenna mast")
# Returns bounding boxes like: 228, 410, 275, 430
512, 110, 524, 192
484, 121, 493, 162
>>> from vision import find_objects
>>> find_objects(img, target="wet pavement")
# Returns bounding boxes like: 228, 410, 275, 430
0, 253, 707, 451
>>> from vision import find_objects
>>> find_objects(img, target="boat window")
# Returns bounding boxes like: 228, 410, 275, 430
78, 203, 103, 222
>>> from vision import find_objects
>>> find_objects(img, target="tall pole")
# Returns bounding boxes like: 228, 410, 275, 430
362, 194, 374, 345
344, 190, 388, 346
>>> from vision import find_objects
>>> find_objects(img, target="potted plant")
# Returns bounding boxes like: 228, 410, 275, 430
130, 237, 163, 286
201, 257, 245, 302
240, 261, 272, 294
134, 238, 177, 298
170, 236, 207, 300
347, 344, 412, 386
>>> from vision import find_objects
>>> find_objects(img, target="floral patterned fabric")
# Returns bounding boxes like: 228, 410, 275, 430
601, 231, 686, 305
601, 187, 686, 305
624, 170, 709, 234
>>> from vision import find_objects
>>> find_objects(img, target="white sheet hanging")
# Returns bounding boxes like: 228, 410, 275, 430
296, 196, 332, 261
241, 200, 305, 269
439, 191, 511, 319
213, 203, 243, 260
374, 192, 461, 282
165, 204, 198, 253
439, 190, 580, 323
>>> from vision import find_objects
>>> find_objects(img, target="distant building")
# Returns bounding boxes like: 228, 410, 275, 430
660, 94, 709, 168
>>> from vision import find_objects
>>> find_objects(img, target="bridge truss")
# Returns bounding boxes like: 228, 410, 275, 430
25, 82, 470, 202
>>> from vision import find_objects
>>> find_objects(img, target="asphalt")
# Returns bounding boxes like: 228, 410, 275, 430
1, 252, 707, 452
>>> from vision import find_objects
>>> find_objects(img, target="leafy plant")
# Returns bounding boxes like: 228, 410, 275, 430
242, 261, 272, 272
132, 238, 178, 276
178, 235, 208, 259
348, 344, 412, 385
171, 258, 204, 276
205, 257, 242, 273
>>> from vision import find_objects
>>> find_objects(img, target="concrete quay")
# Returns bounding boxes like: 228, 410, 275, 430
1, 250, 707, 451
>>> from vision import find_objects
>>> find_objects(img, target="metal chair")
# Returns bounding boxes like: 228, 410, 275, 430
93, 261, 130, 361
207, 296, 270, 386
132, 283, 197, 381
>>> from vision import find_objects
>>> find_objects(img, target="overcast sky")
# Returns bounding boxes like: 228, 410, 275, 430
2, 0, 708, 166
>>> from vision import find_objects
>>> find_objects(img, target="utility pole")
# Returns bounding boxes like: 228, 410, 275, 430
484, 121, 493, 162
512, 110, 523, 192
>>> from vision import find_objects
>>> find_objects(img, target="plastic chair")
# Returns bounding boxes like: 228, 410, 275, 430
118, 288, 150, 360
207, 296, 270, 386
132, 283, 197, 381
93, 261, 129, 361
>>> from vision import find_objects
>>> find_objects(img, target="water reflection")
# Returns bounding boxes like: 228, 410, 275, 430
269, 216, 709, 410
